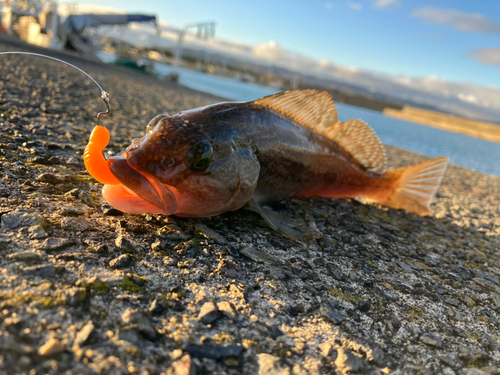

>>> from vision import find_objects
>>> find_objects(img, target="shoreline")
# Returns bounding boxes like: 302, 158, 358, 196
1, 41, 500, 375
384, 106, 500, 144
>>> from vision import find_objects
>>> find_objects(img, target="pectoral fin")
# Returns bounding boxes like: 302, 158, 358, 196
245, 197, 321, 241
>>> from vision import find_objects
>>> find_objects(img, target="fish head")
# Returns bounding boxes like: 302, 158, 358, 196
103, 111, 260, 217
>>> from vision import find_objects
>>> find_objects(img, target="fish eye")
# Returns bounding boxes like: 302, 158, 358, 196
187, 141, 213, 172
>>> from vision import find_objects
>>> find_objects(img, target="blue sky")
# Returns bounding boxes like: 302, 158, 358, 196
65, 0, 500, 88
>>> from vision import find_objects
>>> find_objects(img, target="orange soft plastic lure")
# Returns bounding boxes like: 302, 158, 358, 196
84, 125, 120, 185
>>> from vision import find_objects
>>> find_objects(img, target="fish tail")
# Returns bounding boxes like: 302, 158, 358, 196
372, 157, 449, 215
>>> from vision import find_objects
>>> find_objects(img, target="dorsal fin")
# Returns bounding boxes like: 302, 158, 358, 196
252, 90, 386, 173
329, 119, 386, 173
253, 90, 338, 134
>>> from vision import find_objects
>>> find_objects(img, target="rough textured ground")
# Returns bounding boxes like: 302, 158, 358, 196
1, 42, 500, 375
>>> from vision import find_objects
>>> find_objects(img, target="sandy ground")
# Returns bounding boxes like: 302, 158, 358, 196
1, 42, 500, 375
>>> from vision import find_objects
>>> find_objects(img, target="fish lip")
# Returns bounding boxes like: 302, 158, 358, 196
108, 156, 177, 215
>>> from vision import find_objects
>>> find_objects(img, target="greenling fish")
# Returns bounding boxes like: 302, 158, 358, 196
95, 90, 449, 239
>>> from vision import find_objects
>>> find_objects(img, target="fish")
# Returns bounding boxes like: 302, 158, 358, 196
86, 90, 449, 239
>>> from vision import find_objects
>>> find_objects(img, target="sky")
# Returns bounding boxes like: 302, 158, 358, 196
58, 0, 500, 121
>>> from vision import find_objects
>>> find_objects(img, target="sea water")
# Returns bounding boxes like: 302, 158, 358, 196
153, 63, 500, 177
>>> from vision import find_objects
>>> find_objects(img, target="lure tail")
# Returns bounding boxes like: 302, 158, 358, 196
372, 157, 449, 215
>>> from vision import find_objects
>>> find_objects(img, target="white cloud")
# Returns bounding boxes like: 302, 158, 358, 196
349, 3, 363, 11
412, 7, 500, 35
469, 48, 500, 67
373, 0, 401, 9
325, 3, 334, 10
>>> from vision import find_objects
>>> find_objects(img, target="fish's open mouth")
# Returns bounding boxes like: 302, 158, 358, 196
101, 156, 177, 215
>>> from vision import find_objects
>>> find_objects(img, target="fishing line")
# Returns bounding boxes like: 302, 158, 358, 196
0, 51, 111, 125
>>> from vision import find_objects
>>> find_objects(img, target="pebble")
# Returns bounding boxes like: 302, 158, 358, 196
250, 314, 259, 323
23, 265, 55, 277
36, 173, 74, 184
40, 237, 74, 252
194, 224, 227, 244
59, 207, 84, 216
1, 209, 43, 230
419, 333, 443, 348
198, 301, 219, 324
335, 348, 365, 374
217, 301, 237, 321
65, 188, 94, 207
73, 321, 94, 348
240, 247, 280, 265
60, 217, 89, 232
38, 338, 64, 356
184, 344, 243, 360
168, 354, 196, 375
256, 353, 290, 375
28, 225, 48, 240
121, 309, 157, 341
115, 235, 136, 253
109, 254, 132, 269
7, 251, 42, 263
101, 203, 123, 216
319, 301, 343, 325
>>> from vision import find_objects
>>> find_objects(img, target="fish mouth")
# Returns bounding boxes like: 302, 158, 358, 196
102, 156, 177, 215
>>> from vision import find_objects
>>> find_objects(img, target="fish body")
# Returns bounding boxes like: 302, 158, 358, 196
95, 90, 448, 239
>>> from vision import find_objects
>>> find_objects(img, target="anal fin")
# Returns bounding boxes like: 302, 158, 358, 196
245, 197, 321, 240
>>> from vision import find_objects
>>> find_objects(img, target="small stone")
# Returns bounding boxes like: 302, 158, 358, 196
36, 173, 74, 184
59, 207, 84, 216
257, 353, 290, 375
157, 224, 188, 240
38, 338, 64, 356
109, 254, 132, 269
406, 345, 417, 354
28, 225, 48, 240
198, 301, 219, 324
319, 301, 343, 325
240, 247, 280, 265
438, 354, 458, 368
167, 354, 196, 375
118, 328, 142, 345
121, 309, 157, 341
8, 251, 42, 263
65, 188, 93, 207
40, 238, 74, 252
398, 261, 413, 273
151, 238, 163, 251
60, 217, 89, 232
115, 235, 136, 253
250, 314, 259, 323
170, 349, 184, 360
194, 224, 227, 244
335, 348, 365, 374
23, 265, 55, 277
73, 321, 94, 348
184, 344, 243, 360
149, 298, 165, 315
217, 301, 237, 321
101, 204, 122, 216
419, 333, 443, 348
1, 209, 43, 230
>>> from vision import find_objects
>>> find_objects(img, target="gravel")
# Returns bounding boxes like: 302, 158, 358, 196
1, 41, 500, 374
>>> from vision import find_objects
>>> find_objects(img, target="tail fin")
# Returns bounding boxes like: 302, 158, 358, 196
375, 157, 449, 215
